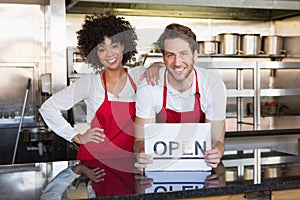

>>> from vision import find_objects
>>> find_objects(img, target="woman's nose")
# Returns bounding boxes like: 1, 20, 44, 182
106, 48, 113, 56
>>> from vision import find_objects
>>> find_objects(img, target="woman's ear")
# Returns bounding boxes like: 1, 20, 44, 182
121, 43, 125, 52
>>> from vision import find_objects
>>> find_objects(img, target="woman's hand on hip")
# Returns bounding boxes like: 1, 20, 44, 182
73, 127, 105, 144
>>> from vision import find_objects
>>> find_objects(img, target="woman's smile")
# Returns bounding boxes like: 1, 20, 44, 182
97, 36, 124, 70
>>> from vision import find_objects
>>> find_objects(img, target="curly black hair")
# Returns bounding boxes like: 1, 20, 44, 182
76, 12, 138, 72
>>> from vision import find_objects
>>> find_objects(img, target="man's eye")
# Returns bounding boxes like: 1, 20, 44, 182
181, 52, 188, 56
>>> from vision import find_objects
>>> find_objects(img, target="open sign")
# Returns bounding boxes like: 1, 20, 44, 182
144, 123, 211, 171
145, 170, 211, 193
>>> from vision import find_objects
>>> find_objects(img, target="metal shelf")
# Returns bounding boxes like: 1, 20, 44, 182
227, 89, 254, 98
197, 61, 256, 69
261, 88, 300, 97
259, 62, 300, 69
197, 61, 300, 128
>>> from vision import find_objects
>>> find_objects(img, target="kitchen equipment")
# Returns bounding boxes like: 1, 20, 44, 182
21, 127, 53, 142
263, 165, 284, 178
151, 43, 161, 53
283, 36, 300, 57
21, 127, 53, 156
198, 40, 219, 55
244, 167, 254, 180
12, 78, 31, 164
67, 47, 94, 78
225, 169, 237, 181
240, 34, 262, 55
217, 33, 241, 55
40, 73, 52, 95
0, 64, 36, 126
262, 35, 285, 55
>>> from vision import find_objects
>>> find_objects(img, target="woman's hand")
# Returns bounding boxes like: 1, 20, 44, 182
80, 165, 105, 183
72, 127, 105, 144
134, 152, 153, 173
72, 164, 105, 183
140, 62, 165, 86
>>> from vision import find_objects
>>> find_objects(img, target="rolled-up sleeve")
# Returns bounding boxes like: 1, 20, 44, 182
39, 75, 91, 142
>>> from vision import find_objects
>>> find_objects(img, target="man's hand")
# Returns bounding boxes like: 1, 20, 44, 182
134, 174, 154, 194
134, 152, 153, 173
204, 141, 224, 168
204, 162, 226, 188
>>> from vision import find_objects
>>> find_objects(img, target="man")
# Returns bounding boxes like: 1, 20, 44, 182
134, 23, 227, 170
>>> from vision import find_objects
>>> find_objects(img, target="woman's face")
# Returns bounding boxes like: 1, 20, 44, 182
97, 36, 124, 70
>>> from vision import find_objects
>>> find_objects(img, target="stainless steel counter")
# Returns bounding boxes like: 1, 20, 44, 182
1, 153, 300, 200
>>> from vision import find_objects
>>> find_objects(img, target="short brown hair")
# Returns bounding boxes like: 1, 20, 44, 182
157, 23, 197, 54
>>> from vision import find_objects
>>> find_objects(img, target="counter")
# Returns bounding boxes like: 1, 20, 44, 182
1, 151, 300, 200
1, 116, 300, 199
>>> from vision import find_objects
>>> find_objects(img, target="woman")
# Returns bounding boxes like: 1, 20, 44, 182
39, 13, 160, 162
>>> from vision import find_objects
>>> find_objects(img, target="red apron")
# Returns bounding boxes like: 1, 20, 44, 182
77, 70, 137, 163
84, 157, 135, 197
156, 69, 205, 123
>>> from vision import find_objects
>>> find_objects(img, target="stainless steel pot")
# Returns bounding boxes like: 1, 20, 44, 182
240, 34, 261, 55
151, 43, 161, 53
263, 165, 284, 178
217, 33, 241, 55
262, 35, 285, 55
225, 170, 237, 181
198, 40, 219, 55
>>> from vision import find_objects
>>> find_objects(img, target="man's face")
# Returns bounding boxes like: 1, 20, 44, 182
163, 38, 197, 83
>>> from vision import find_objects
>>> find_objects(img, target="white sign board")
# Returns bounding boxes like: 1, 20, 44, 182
145, 171, 211, 193
144, 123, 211, 171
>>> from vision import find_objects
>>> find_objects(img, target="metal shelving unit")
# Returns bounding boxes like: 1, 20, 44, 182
196, 61, 258, 128
197, 61, 300, 129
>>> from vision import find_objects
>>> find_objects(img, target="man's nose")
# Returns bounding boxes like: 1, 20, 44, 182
174, 54, 183, 66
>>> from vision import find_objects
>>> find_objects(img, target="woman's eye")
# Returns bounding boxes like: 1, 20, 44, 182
112, 44, 120, 49
98, 48, 105, 53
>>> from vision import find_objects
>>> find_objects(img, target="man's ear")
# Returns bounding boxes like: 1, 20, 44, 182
193, 50, 198, 61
